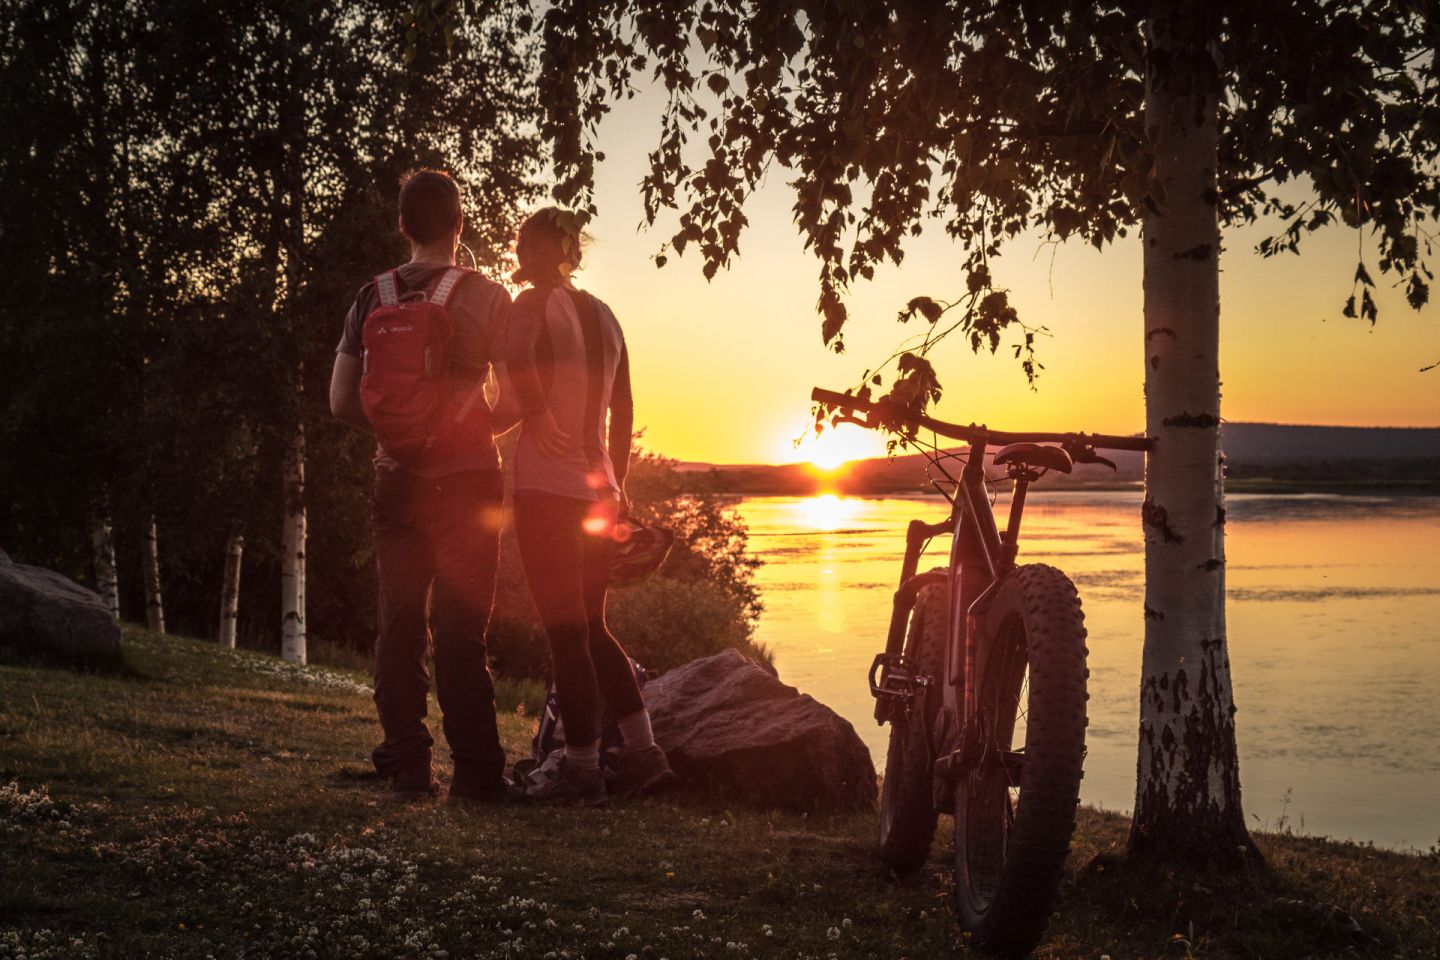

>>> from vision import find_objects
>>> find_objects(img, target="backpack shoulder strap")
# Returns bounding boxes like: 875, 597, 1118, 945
428, 267, 469, 307
374, 270, 400, 307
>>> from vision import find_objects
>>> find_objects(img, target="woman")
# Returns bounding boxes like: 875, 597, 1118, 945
503, 207, 675, 805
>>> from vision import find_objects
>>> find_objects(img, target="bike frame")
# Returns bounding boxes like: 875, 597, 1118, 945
871, 430, 1025, 789
826, 387, 1153, 794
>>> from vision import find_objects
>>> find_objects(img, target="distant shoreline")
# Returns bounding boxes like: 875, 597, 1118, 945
676, 470, 1440, 499
684, 478, 1440, 498
676, 420, 1440, 498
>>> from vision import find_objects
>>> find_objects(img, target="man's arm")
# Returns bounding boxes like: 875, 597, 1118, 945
489, 363, 525, 436
329, 352, 371, 433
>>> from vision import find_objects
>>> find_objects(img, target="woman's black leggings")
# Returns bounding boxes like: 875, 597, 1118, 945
514, 493, 644, 747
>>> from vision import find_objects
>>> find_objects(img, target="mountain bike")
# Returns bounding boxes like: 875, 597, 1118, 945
811, 387, 1152, 958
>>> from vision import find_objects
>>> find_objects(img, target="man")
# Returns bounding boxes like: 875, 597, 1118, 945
329, 169, 511, 802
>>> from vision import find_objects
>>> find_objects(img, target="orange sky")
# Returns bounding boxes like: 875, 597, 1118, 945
574, 88, 1440, 466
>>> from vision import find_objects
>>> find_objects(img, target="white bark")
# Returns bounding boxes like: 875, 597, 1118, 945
280, 426, 307, 664
219, 534, 244, 648
142, 516, 165, 634
1133, 1, 1250, 860
90, 516, 120, 622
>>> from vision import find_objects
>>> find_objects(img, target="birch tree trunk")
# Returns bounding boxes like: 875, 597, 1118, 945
219, 533, 244, 648
90, 515, 120, 622
280, 426, 307, 664
141, 516, 165, 634
1131, 2, 1254, 863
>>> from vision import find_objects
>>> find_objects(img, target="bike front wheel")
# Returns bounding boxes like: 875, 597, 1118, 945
954, 563, 1088, 958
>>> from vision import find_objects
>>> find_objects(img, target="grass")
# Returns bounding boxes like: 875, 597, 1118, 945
2, 628, 1437, 959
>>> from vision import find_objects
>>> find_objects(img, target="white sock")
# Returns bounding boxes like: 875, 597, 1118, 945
616, 709, 655, 751
565, 740, 600, 772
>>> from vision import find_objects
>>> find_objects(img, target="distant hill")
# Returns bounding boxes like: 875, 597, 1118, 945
677, 423, 1440, 496
1216, 423, 1440, 463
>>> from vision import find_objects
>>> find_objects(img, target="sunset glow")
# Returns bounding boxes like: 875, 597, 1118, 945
790, 422, 888, 470
581, 92, 1437, 466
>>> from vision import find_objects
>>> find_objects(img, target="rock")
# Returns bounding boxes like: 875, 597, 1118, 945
646, 648, 877, 813
0, 550, 121, 660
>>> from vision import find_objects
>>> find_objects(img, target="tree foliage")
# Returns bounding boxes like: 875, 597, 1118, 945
0, 0, 543, 649
0, 0, 770, 670
527, 1, 1437, 405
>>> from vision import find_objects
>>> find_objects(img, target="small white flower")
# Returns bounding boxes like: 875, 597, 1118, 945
841, 918, 852, 928
826, 926, 840, 941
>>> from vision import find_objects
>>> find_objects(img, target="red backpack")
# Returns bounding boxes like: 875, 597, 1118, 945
359, 267, 492, 470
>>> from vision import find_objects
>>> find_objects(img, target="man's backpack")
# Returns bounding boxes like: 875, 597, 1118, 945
359, 267, 491, 469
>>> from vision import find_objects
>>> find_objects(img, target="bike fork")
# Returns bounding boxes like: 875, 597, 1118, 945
869, 517, 950, 725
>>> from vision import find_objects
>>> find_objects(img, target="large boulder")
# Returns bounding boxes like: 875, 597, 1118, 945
647, 648, 876, 813
0, 549, 121, 660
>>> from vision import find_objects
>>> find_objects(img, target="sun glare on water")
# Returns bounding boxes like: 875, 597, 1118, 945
796, 493, 860, 531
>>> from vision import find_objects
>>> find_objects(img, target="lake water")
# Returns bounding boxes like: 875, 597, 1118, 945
735, 492, 1440, 850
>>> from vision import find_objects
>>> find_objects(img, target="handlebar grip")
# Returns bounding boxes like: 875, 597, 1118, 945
810, 387, 864, 410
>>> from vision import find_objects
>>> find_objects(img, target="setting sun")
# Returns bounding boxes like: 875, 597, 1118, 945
790, 421, 888, 470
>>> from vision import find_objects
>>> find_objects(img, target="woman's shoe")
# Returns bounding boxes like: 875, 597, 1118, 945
614, 744, 678, 799
523, 754, 607, 806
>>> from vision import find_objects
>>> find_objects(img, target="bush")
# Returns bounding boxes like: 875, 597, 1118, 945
607, 575, 770, 671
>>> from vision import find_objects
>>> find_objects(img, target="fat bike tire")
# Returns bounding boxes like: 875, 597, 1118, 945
877, 576, 949, 875
954, 563, 1088, 958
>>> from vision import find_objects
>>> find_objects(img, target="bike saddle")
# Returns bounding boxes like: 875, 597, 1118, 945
993, 442, 1073, 474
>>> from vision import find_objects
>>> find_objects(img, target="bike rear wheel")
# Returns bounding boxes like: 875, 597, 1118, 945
877, 576, 949, 874
954, 563, 1088, 958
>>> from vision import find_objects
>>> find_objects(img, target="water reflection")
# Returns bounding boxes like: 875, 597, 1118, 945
737, 492, 1440, 849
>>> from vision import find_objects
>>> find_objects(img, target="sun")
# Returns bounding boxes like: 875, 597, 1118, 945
794, 422, 885, 471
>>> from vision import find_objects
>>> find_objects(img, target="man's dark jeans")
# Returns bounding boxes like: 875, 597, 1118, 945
370, 467, 506, 784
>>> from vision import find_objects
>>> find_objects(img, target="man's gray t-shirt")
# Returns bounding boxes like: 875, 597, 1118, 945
337, 262, 511, 477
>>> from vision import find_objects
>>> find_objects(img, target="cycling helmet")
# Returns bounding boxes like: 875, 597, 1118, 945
609, 519, 675, 588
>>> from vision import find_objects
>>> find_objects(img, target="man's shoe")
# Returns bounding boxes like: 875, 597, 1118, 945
391, 762, 440, 801
523, 754, 607, 807
613, 744, 678, 800
448, 769, 515, 806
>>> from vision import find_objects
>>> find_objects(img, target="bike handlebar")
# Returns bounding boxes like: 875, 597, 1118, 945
811, 387, 1153, 452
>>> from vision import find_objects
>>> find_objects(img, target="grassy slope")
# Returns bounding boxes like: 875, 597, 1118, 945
1, 629, 1436, 960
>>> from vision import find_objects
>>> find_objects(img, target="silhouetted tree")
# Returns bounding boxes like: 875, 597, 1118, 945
0, 0, 542, 659
511, 0, 1438, 863
0, 0, 195, 619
